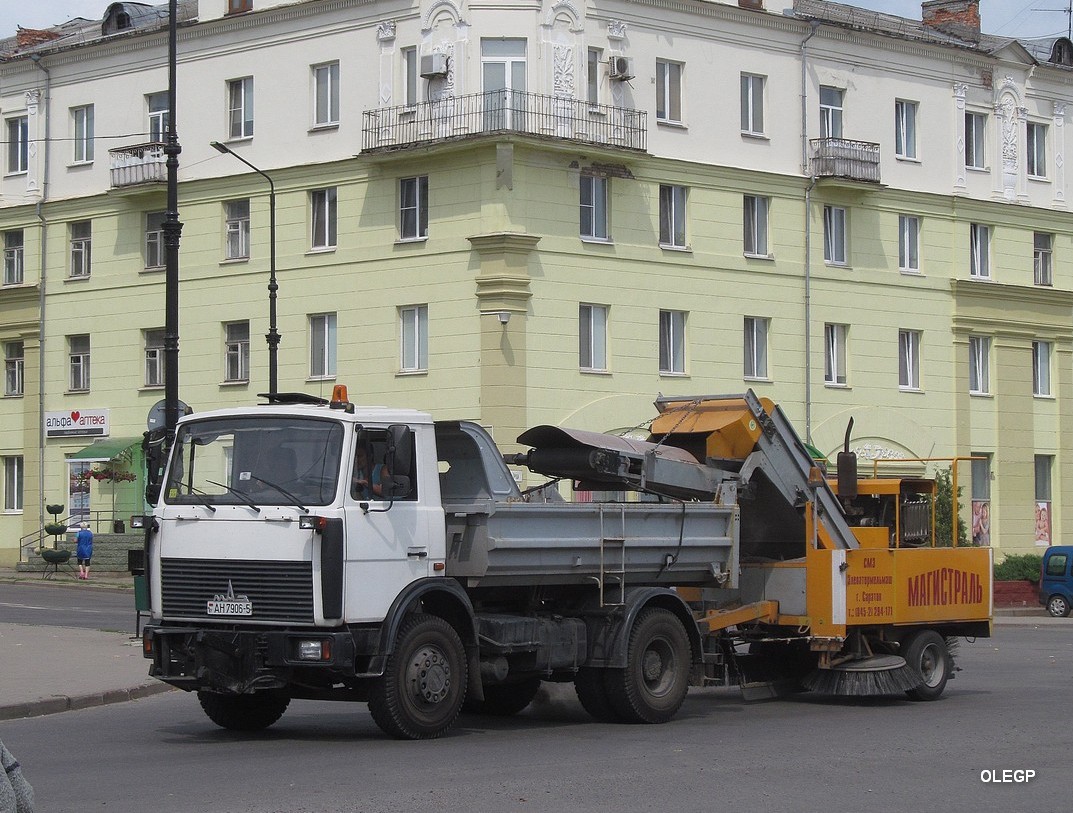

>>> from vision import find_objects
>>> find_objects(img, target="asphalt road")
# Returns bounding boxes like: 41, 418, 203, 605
0, 582, 133, 632
2, 620, 1068, 813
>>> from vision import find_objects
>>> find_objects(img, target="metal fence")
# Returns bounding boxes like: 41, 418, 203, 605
810, 138, 881, 183
108, 142, 166, 188
363, 90, 647, 153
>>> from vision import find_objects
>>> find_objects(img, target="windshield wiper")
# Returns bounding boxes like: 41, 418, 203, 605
205, 479, 262, 513
180, 483, 217, 513
250, 475, 309, 513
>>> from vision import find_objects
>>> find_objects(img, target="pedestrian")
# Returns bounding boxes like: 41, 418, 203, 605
76, 522, 93, 581
0, 738, 34, 813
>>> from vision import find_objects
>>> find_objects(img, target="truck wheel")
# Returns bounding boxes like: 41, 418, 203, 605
368, 613, 467, 740
463, 677, 541, 717
197, 691, 290, 731
605, 608, 691, 724
902, 630, 950, 701
1047, 594, 1071, 618
574, 667, 622, 723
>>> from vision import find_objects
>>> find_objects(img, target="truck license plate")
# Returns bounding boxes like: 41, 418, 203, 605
206, 600, 253, 616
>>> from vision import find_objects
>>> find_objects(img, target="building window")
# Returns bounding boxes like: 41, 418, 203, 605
1033, 340, 1052, 397
402, 47, 418, 107
72, 105, 94, 163
313, 62, 340, 127
228, 77, 254, 139
69, 334, 90, 391
399, 305, 429, 372
145, 211, 166, 269
899, 329, 921, 390
824, 323, 848, 385
743, 316, 768, 379
823, 205, 847, 265
227, 0, 253, 13
740, 73, 765, 136
225, 199, 251, 260
144, 329, 165, 387
1035, 455, 1053, 545
69, 221, 92, 278
310, 188, 337, 249
965, 112, 986, 169
224, 321, 250, 382
1027, 122, 1047, 178
3, 230, 24, 286
1034, 232, 1053, 286
587, 48, 602, 106
579, 303, 608, 371
147, 92, 169, 142
580, 175, 609, 241
3, 456, 23, 512
970, 453, 991, 546
658, 310, 686, 374
969, 223, 990, 279
659, 184, 687, 249
656, 60, 682, 123
309, 313, 337, 378
899, 215, 920, 272
968, 336, 990, 395
6, 117, 27, 174
819, 86, 843, 139
4, 341, 23, 397
400, 176, 429, 240
894, 100, 917, 159
743, 195, 769, 257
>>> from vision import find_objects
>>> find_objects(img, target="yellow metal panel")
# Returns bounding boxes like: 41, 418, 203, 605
852, 527, 889, 549
650, 397, 771, 460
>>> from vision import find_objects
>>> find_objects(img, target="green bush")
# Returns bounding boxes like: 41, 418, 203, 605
993, 553, 1043, 582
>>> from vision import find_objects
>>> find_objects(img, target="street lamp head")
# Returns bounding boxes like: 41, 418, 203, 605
210, 141, 229, 154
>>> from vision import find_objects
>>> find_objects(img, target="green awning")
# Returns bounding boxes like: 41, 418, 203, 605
67, 437, 142, 462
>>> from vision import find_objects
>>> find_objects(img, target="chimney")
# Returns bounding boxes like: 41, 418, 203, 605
922, 0, 981, 44
15, 27, 61, 49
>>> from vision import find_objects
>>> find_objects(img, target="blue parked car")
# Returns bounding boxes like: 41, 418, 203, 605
1040, 546, 1073, 617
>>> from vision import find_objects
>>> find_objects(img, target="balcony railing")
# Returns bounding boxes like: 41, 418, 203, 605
810, 138, 881, 184
362, 90, 647, 154
108, 142, 166, 189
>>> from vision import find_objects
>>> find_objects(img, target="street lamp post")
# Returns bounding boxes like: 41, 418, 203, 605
210, 141, 279, 396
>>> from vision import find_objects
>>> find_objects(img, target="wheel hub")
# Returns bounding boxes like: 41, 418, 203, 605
408, 646, 451, 704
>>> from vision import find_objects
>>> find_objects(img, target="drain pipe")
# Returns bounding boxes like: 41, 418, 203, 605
800, 20, 820, 444
31, 53, 51, 535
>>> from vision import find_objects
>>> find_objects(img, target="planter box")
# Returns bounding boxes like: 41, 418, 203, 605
994, 579, 1037, 607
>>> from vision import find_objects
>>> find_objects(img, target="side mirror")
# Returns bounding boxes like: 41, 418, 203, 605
387, 425, 413, 498
142, 428, 170, 505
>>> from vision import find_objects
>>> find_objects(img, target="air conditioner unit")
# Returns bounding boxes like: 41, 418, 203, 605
420, 53, 449, 79
608, 56, 634, 81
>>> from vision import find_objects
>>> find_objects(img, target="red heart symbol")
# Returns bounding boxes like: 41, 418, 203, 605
71, 411, 81, 422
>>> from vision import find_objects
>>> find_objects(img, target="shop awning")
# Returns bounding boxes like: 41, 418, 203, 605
67, 437, 142, 462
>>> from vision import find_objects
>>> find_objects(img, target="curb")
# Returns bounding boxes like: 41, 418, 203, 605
0, 681, 176, 722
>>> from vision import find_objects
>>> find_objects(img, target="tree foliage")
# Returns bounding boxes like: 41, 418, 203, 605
934, 466, 968, 547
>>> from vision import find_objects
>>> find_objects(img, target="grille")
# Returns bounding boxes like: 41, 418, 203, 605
161, 558, 314, 623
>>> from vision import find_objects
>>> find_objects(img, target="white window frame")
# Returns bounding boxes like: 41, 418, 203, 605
3, 456, 23, 512
580, 175, 609, 241
740, 73, 765, 136
310, 188, 337, 250
895, 99, 917, 160
224, 321, 250, 382
3, 230, 24, 286
1027, 121, 1047, 178
313, 62, 340, 127
579, 303, 608, 372
399, 304, 429, 373
970, 223, 990, 279
147, 92, 169, 142
69, 334, 90, 391
587, 48, 602, 106
309, 313, 337, 379
72, 105, 94, 163
225, 199, 251, 260
399, 176, 429, 241
70, 221, 92, 278
823, 205, 847, 265
4, 341, 23, 397
656, 60, 683, 124
743, 195, 769, 257
899, 329, 921, 390
899, 214, 920, 272
1033, 340, 1052, 397
228, 77, 254, 140
658, 310, 686, 375
659, 184, 687, 249
824, 323, 848, 386
144, 329, 165, 388
402, 47, 419, 107
145, 211, 166, 269
6, 117, 27, 175
819, 86, 843, 139
969, 335, 990, 395
1034, 232, 1053, 286
965, 111, 986, 169
743, 316, 768, 380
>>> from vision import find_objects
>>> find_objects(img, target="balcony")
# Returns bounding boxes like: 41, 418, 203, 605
810, 138, 881, 184
108, 142, 166, 189
362, 90, 647, 154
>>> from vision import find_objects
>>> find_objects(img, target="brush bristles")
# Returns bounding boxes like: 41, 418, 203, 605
804, 664, 921, 696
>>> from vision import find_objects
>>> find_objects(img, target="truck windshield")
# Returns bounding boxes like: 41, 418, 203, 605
164, 417, 344, 508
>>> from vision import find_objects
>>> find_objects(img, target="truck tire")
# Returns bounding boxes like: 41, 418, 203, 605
574, 667, 622, 723
605, 608, 691, 724
197, 691, 290, 731
463, 677, 542, 717
368, 613, 467, 740
901, 629, 951, 702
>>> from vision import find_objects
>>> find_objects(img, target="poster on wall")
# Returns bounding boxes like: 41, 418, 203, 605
971, 500, 990, 546
1035, 501, 1051, 547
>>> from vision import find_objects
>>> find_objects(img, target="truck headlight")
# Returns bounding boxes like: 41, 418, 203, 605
295, 639, 331, 661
